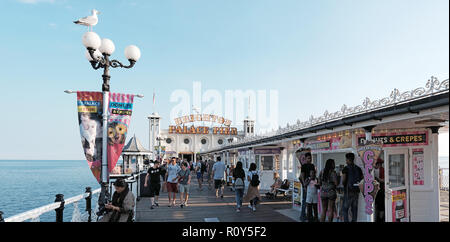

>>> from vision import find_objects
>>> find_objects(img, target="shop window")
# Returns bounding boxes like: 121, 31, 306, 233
261, 156, 274, 170
389, 154, 406, 188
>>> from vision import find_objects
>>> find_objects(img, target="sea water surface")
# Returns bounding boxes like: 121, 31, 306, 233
0, 160, 100, 222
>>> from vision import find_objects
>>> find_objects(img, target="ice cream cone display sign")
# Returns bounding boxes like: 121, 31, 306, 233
77, 91, 103, 182
107, 93, 134, 174
295, 148, 312, 165
357, 141, 383, 215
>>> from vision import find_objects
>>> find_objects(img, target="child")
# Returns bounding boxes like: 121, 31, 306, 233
306, 169, 319, 222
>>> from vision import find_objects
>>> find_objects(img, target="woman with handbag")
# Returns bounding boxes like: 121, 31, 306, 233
319, 159, 338, 222
233, 161, 246, 212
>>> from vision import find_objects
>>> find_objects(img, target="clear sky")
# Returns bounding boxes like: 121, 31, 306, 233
0, 0, 448, 159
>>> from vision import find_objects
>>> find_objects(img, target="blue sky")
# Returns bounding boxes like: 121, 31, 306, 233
0, 0, 448, 159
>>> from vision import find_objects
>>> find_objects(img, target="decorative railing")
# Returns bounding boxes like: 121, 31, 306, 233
1, 173, 142, 222
212, 76, 449, 149
1, 188, 101, 222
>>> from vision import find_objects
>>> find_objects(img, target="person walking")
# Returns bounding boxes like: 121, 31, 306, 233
342, 153, 363, 222
165, 157, 181, 207
244, 163, 261, 212
195, 159, 204, 191
144, 160, 162, 209
319, 159, 338, 222
233, 161, 246, 212
177, 162, 191, 208
212, 156, 226, 198
207, 159, 215, 190
99, 178, 135, 222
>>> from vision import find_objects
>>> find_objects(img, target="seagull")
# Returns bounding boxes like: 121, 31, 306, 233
74, 9, 100, 31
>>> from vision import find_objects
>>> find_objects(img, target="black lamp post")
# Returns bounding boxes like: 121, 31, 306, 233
81, 31, 141, 218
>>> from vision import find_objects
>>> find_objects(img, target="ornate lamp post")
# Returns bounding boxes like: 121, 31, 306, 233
81, 31, 141, 217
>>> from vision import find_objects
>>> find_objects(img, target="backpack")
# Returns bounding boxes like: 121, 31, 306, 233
235, 178, 245, 189
346, 164, 363, 193
250, 172, 260, 187
201, 162, 206, 173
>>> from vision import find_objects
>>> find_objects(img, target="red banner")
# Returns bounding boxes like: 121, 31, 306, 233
77, 92, 103, 182
107, 93, 135, 174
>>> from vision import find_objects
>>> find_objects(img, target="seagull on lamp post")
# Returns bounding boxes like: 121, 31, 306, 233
74, 9, 100, 31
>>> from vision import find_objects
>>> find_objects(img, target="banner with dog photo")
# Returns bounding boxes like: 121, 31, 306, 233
77, 91, 103, 182
107, 93, 135, 174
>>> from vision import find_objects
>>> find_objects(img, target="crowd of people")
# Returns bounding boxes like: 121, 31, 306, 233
100, 151, 385, 223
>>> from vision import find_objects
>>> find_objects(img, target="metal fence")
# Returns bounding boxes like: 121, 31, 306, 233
440, 168, 449, 191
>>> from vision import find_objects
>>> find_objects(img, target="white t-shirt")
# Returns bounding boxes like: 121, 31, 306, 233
212, 161, 226, 180
167, 164, 181, 183
196, 162, 202, 172
247, 170, 259, 181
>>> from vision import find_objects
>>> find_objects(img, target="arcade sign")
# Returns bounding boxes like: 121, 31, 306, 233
169, 125, 238, 135
174, 114, 232, 127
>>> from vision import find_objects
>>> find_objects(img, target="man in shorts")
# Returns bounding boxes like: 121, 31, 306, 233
165, 157, 181, 207
176, 162, 191, 208
212, 156, 226, 199
144, 160, 161, 209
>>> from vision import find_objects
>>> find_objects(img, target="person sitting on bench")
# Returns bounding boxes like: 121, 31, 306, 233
266, 172, 282, 198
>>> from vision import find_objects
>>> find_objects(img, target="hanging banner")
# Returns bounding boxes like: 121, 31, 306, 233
357, 141, 382, 215
77, 91, 103, 182
107, 93, 135, 174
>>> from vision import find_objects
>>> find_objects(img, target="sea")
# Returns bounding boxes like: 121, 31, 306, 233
0, 157, 449, 222
0, 160, 101, 222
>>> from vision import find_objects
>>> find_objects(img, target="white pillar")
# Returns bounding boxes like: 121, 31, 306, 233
430, 127, 440, 222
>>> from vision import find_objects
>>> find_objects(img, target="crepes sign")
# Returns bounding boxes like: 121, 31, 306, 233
357, 141, 383, 215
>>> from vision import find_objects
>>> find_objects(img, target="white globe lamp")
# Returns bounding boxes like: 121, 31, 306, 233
82, 31, 101, 49
99, 38, 115, 55
124, 45, 141, 61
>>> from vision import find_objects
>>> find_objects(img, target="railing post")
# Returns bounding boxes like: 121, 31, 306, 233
85, 187, 92, 222
54, 194, 65, 222
0, 211, 4, 222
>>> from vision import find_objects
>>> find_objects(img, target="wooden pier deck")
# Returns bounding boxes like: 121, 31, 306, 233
135, 176, 296, 222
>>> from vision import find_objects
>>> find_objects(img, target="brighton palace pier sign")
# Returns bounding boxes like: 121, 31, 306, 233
170, 114, 238, 135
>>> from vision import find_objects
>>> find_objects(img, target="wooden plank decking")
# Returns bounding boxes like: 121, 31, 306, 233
135, 175, 296, 222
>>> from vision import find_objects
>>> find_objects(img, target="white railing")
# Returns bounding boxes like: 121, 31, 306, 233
2, 172, 142, 222
4, 188, 101, 222
440, 168, 449, 191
